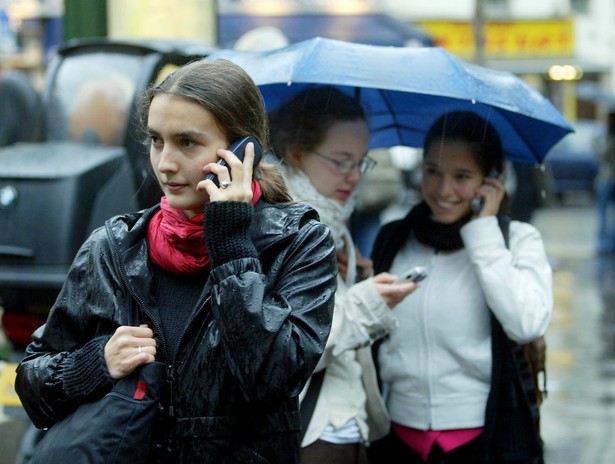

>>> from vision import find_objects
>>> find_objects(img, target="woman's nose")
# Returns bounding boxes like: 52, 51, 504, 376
157, 145, 178, 172
437, 177, 452, 196
345, 165, 363, 183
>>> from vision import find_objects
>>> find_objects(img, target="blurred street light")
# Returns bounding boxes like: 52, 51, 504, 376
548, 64, 584, 81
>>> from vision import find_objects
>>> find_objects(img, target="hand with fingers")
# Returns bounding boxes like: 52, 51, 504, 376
104, 324, 157, 380
199, 138, 261, 203
373, 272, 419, 309
474, 171, 506, 218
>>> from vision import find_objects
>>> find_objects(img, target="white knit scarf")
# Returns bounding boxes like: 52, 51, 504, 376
280, 165, 359, 286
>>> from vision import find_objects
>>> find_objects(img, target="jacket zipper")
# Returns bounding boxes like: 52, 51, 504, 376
167, 295, 214, 417
106, 223, 177, 417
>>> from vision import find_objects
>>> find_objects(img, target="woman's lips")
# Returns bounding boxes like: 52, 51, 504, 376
337, 190, 352, 200
166, 182, 187, 193
436, 200, 456, 210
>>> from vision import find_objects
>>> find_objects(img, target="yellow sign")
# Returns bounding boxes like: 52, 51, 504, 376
418, 20, 574, 59
108, 0, 217, 45
0, 362, 21, 408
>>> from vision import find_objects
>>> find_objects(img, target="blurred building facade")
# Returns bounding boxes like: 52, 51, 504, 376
378, 0, 614, 122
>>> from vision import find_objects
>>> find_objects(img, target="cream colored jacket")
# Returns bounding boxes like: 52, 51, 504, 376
300, 273, 398, 447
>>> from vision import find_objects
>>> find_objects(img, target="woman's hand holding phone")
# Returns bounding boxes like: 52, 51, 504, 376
472, 169, 505, 217
200, 136, 262, 203
373, 272, 419, 309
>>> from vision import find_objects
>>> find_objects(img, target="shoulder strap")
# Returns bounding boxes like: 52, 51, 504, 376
483, 215, 544, 461
299, 370, 325, 443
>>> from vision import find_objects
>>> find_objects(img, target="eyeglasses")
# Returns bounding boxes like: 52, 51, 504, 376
311, 150, 378, 175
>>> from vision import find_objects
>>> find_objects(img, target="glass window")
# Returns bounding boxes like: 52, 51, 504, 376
571, 0, 589, 14
45, 52, 141, 145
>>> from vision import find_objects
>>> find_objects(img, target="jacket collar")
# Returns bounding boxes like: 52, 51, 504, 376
105, 200, 320, 257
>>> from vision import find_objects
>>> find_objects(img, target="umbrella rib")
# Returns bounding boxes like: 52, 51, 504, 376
375, 89, 404, 146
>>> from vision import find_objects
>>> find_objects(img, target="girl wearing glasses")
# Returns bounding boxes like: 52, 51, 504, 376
269, 86, 417, 464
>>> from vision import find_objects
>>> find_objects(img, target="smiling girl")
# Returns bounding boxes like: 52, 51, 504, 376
369, 111, 551, 464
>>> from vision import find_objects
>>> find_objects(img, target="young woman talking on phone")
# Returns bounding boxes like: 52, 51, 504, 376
368, 111, 551, 464
15, 59, 338, 464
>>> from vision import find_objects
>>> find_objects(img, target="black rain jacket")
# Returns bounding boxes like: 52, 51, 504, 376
15, 200, 337, 463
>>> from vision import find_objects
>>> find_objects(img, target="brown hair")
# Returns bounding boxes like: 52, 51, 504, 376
268, 85, 366, 162
139, 59, 290, 203
424, 111, 504, 176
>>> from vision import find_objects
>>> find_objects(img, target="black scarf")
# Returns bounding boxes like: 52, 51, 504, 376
410, 201, 473, 252
372, 201, 471, 274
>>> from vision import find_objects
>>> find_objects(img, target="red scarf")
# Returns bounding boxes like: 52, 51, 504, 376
147, 181, 262, 274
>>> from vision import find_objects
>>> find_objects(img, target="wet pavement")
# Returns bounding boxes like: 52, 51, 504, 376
0, 199, 613, 464
532, 199, 615, 464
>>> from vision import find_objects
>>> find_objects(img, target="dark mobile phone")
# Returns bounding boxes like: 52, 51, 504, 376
204, 135, 263, 186
471, 168, 500, 215
396, 266, 428, 283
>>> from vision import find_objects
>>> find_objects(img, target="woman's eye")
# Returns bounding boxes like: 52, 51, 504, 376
149, 135, 161, 146
180, 138, 195, 148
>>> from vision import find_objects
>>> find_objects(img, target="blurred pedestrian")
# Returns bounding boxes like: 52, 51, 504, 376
15, 59, 337, 464
69, 75, 133, 145
0, 68, 40, 145
596, 111, 615, 253
269, 86, 417, 464
368, 111, 551, 464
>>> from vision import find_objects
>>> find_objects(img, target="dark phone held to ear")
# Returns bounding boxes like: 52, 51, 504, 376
204, 136, 263, 186
471, 169, 500, 215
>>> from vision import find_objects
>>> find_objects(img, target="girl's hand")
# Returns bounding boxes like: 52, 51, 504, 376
198, 142, 256, 203
356, 248, 373, 281
104, 324, 157, 380
336, 239, 373, 282
373, 272, 418, 309
474, 172, 505, 218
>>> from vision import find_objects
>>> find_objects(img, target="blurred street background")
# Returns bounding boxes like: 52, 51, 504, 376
534, 195, 615, 464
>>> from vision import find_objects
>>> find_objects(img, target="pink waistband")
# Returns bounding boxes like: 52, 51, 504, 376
391, 422, 484, 461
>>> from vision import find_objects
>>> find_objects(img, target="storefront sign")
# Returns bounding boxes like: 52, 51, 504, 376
418, 20, 574, 59
108, 0, 217, 45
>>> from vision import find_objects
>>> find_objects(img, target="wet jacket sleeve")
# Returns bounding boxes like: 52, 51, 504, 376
15, 229, 122, 428
204, 201, 337, 402
461, 216, 552, 343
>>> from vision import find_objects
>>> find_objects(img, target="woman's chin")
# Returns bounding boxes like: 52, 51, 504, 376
432, 208, 468, 224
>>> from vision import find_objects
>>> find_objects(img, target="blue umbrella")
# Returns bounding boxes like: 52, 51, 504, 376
207, 37, 573, 165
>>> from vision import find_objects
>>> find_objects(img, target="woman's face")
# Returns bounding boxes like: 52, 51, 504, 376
148, 94, 228, 218
291, 119, 369, 205
421, 140, 485, 224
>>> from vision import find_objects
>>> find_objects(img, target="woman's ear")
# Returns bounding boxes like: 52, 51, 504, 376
287, 147, 304, 169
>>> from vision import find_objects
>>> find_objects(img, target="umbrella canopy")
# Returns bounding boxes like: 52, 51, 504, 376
206, 37, 573, 165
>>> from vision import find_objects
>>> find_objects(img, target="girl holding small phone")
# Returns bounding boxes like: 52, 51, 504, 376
368, 111, 551, 464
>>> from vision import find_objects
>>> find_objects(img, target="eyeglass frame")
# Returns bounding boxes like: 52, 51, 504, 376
310, 150, 378, 175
